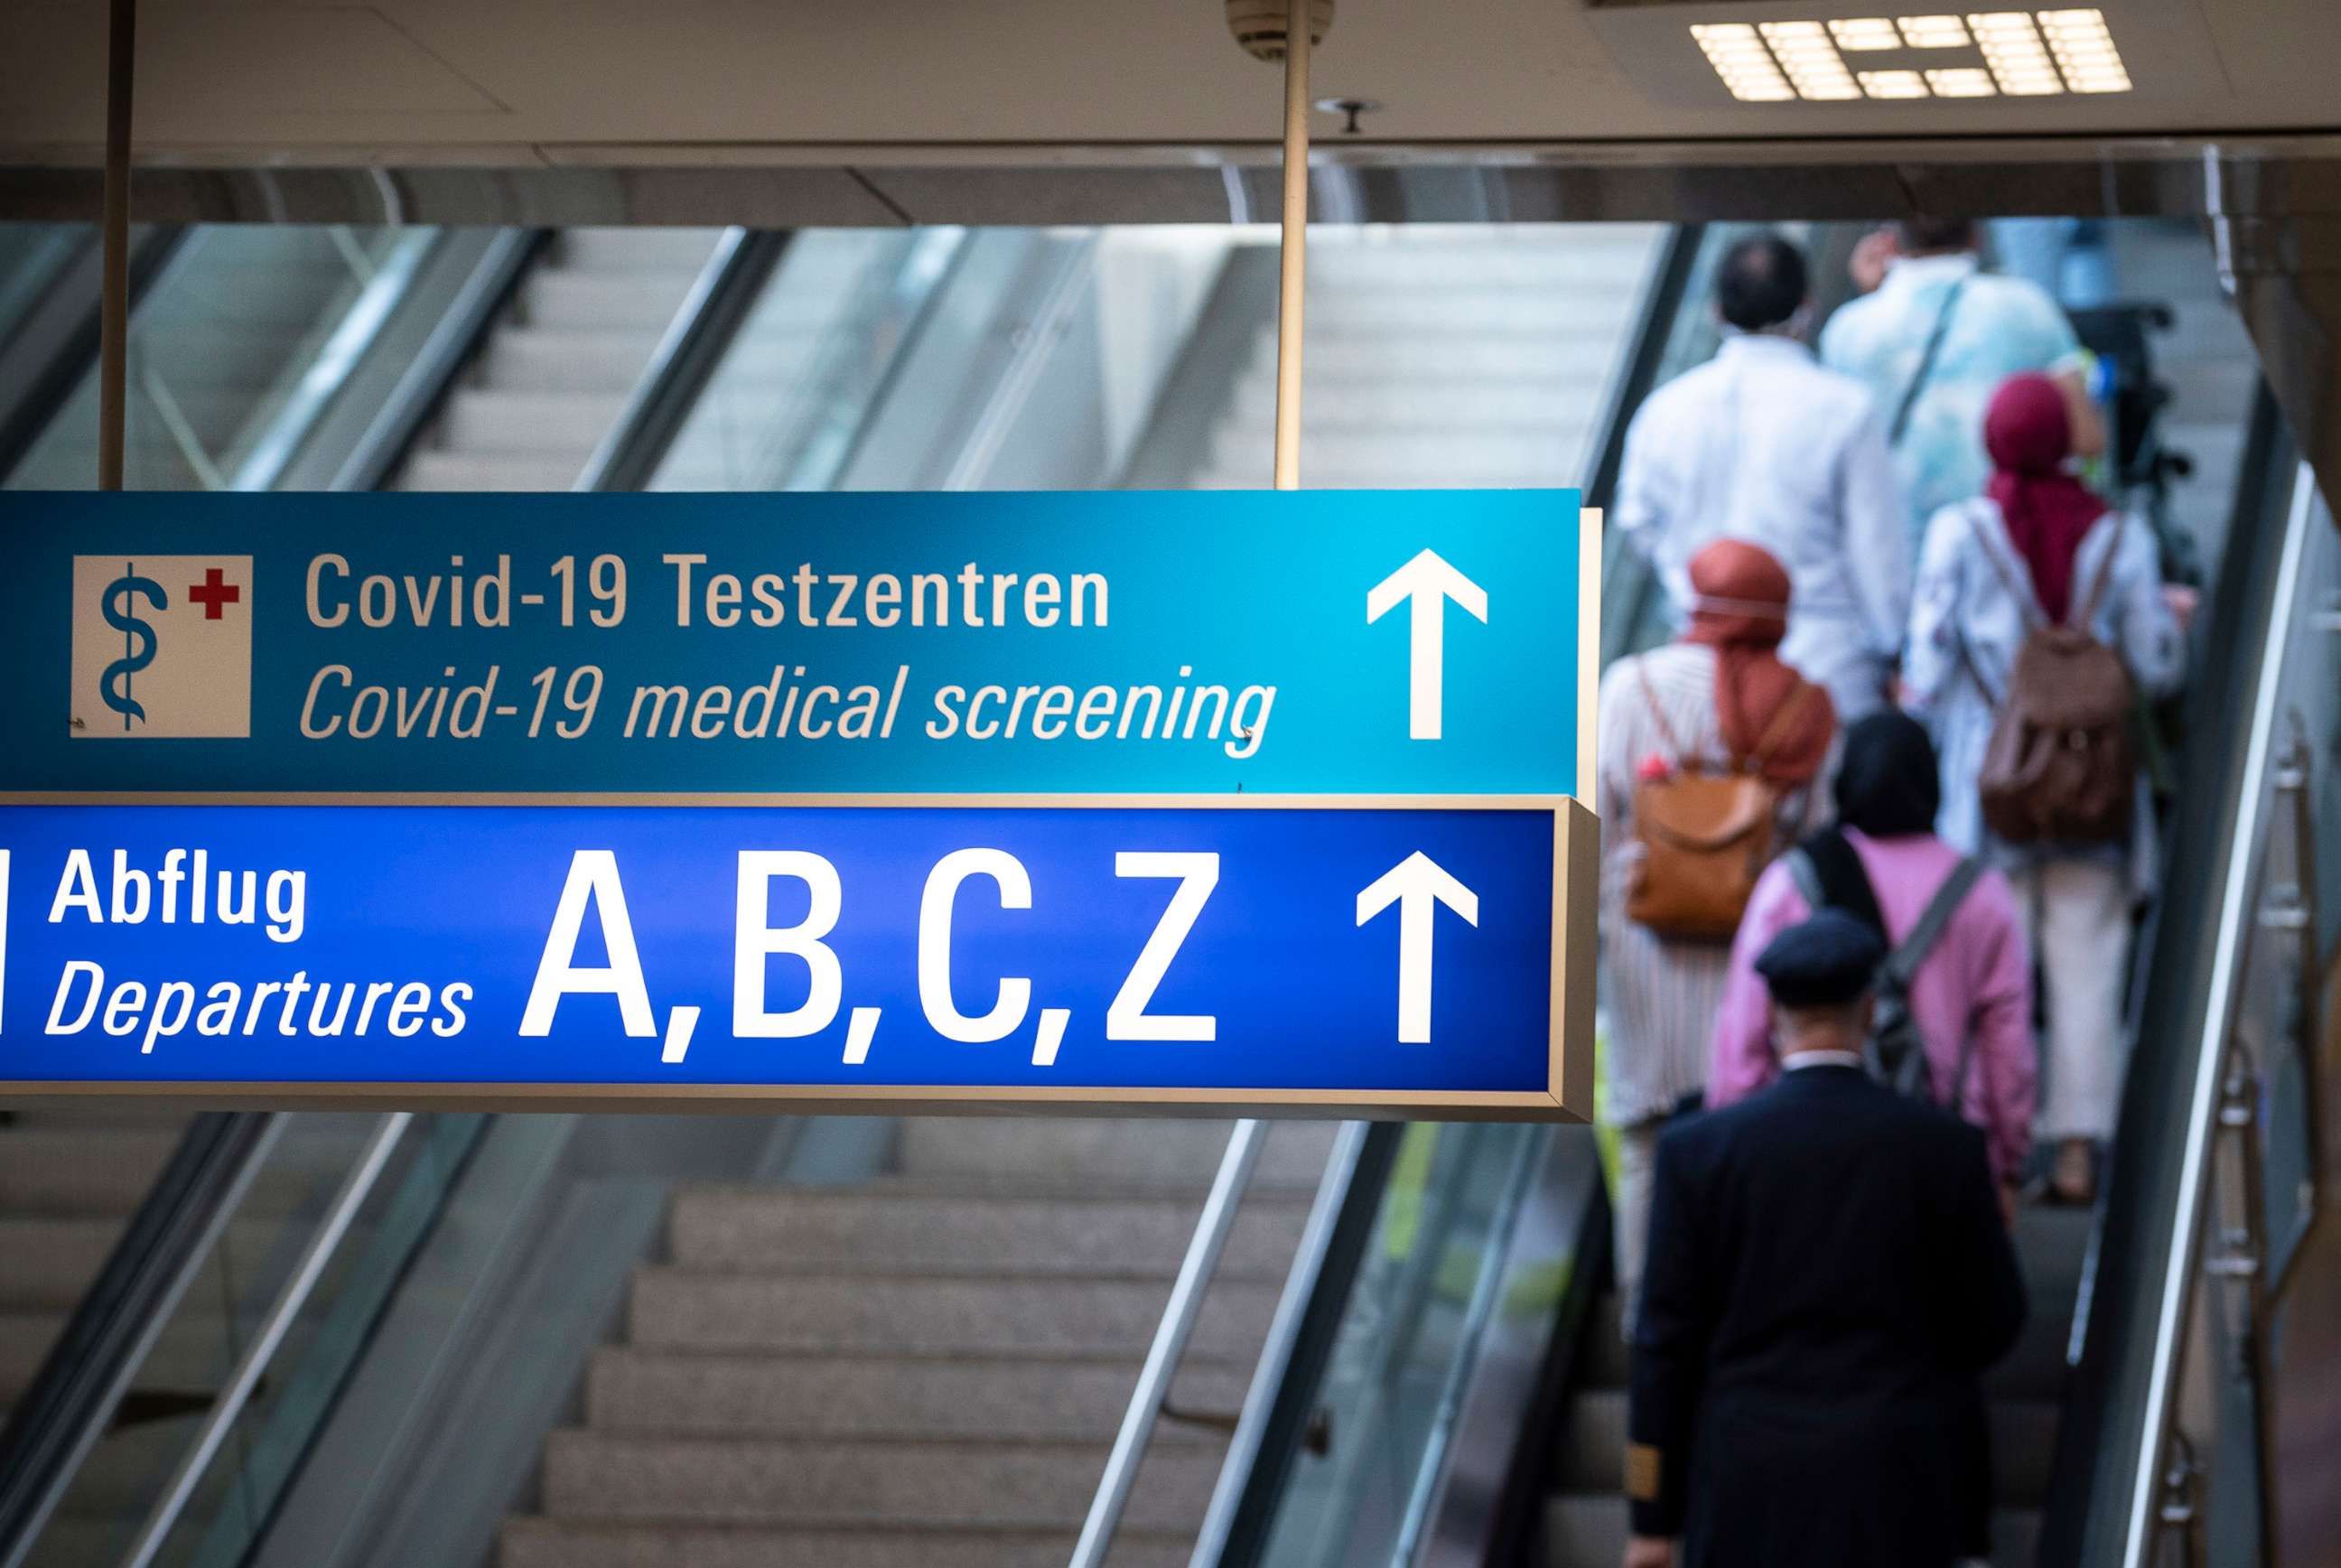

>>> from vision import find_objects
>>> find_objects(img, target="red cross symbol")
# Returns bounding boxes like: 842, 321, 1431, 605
188, 566, 241, 621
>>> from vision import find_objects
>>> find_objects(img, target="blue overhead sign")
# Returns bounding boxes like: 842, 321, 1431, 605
0, 490, 1594, 797
0, 800, 1595, 1117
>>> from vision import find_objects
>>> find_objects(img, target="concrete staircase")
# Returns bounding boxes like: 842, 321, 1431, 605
498, 1117, 1337, 1568
1543, 1204, 2090, 1568
1187, 225, 1665, 490
396, 228, 722, 492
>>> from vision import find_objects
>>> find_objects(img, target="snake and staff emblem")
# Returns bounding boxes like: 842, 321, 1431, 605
99, 561, 167, 730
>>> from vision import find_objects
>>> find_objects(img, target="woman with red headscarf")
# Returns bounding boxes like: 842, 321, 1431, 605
1904, 370, 2187, 1202
1596, 538, 1834, 1329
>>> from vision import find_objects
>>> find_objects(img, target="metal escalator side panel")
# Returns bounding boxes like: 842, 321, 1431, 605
2041, 393, 2326, 1568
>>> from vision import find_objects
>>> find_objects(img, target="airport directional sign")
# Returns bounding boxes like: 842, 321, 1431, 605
0, 490, 1600, 1120
0, 798, 1596, 1118
0, 490, 1595, 797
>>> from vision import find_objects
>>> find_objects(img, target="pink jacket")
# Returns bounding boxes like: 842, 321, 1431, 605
1708, 828, 2038, 1183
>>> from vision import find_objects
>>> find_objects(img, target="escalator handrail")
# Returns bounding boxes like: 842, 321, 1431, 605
2038, 387, 2319, 1568
0, 1111, 284, 1568
788, 227, 975, 491
229, 228, 443, 494
1198, 1123, 1407, 1568
326, 229, 549, 494
118, 1114, 415, 1568
574, 228, 791, 493
0, 226, 182, 484
1070, 1119, 1272, 1568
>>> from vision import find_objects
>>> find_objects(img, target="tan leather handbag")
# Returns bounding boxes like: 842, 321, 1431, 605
1625, 667, 1816, 942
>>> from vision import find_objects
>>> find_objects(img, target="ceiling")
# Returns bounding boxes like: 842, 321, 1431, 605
0, 0, 2334, 173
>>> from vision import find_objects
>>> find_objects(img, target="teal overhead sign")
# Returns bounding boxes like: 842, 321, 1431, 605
0, 490, 1593, 797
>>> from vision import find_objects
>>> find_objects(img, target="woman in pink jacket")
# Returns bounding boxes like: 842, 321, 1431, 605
1708, 711, 2038, 1199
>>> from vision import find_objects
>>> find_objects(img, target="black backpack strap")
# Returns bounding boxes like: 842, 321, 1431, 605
1889, 277, 1966, 449
1883, 855, 1985, 994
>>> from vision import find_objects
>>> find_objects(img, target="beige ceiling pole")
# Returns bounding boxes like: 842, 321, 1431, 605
98, 0, 136, 491
1271, 0, 1310, 490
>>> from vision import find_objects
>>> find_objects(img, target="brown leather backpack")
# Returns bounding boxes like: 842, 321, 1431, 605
1967, 507, 2137, 845
1625, 667, 1818, 942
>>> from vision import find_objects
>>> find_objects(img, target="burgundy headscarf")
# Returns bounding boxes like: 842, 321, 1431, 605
1985, 371, 2108, 624
1681, 540, 1833, 786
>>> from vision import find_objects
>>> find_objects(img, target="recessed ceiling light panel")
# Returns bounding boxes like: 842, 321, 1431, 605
1858, 68, 1932, 97
1899, 14, 1973, 47
1674, 8, 2140, 105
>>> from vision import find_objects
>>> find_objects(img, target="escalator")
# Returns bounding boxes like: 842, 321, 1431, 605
1189, 219, 2323, 1568
0, 213, 2321, 1568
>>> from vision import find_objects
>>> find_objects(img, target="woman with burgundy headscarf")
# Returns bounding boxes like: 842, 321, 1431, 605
1905, 370, 2187, 1202
1597, 539, 1835, 1328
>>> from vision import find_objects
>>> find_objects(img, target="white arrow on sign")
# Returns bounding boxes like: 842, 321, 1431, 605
1355, 851, 1479, 1044
1366, 549, 1488, 741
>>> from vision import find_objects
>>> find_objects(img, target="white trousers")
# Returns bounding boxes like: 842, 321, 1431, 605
2007, 857, 2132, 1142
1612, 1122, 1664, 1337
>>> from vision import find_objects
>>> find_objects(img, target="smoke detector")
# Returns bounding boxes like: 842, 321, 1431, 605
1226, 0, 1334, 61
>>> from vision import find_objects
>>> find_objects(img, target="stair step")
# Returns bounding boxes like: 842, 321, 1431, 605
1543, 1491, 1628, 1568
1227, 377, 1610, 425
1987, 1296, 2074, 1402
541, 1432, 1218, 1530
0, 1217, 121, 1308
1208, 426, 1583, 478
1263, 338, 1629, 380
434, 388, 633, 453
499, 1518, 1190, 1568
523, 270, 707, 332
1553, 1391, 2059, 1509
626, 1270, 1280, 1360
665, 1186, 1309, 1276
1555, 1389, 1628, 1493
1192, 462, 1580, 491
1993, 1400, 2060, 1508
2012, 1205, 2094, 1294
476, 328, 668, 393
1299, 230, 1662, 285
584, 1349, 1249, 1440
397, 450, 584, 492
0, 1128, 180, 1213
894, 1117, 1333, 1190
558, 229, 729, 274
1541, 1497, 2041, 1568
1578, 1292, 1629, 1390
1300, 294, 1648, 334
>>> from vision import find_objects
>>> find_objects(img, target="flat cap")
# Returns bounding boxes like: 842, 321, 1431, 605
1755, 909, 1886, 1009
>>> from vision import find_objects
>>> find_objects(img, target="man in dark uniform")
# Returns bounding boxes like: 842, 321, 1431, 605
1623, 910, 2027, 1568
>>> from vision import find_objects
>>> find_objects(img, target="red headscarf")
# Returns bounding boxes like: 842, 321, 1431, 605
1985, 371, 2108, 624
1681, 540, 1833, 785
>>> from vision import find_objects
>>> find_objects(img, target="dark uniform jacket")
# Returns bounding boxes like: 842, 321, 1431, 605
1627, 1062, 2027, 1568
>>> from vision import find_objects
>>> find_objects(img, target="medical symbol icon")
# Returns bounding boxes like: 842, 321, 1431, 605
98, 565, 167, 730
70, 555, 254, 740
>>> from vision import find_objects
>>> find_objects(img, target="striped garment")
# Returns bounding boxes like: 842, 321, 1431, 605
1596, 643, 1829, 1128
